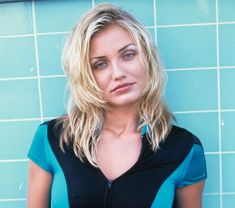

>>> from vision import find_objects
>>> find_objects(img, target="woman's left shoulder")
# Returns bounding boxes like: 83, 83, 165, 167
158, 125, 204, 162
166, 125, 203, 147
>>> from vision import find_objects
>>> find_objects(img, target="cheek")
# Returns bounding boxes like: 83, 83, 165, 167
137, 66, 148, 89
134, 64, 148, 82
93, 72, 109, 91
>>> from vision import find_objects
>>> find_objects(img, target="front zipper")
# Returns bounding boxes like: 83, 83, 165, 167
103, 180, 112, 208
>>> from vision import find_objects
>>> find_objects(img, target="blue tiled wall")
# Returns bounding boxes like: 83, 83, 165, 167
0, 1, 234, 208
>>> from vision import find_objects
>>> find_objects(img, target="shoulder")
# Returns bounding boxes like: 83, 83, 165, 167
30, 118, 59, 148
36, 118, 57, 131
40, 118, 58, 128
40, 117, 65, 137
167, 125, 202, 146
28, 119, 60, 173
158, 125, 204, 162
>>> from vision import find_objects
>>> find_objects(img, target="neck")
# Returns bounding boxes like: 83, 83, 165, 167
103, 104, 139, 136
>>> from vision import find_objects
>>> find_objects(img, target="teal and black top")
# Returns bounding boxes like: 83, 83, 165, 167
28, 119, 207, 208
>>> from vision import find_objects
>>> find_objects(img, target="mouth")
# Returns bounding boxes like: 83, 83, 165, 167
111, 82, 135, 92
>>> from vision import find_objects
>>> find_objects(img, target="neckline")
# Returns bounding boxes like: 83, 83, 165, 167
95, 133, 147, 183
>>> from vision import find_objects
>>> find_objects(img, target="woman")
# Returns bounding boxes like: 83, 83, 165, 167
27, 3, 207, 208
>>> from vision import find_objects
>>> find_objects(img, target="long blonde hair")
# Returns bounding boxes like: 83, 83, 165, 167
55, 3, 173, 167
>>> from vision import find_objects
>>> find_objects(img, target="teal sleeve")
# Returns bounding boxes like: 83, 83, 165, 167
177, 144, 207, 188
27, 124, 53, 173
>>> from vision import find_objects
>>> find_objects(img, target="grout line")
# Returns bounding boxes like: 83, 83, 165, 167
1, 21, 235, 39
0, 116, 56, 123
221, 151, 235, 154
0, 31, 69, 39
40, 74, 66, 79
166, 66, 234, 71
203, 193, 220, 196
1, 193, 235, 202
0, 118, 41, 123
220, 66, 235, 69
157, 22, 216, 28
166, 67, 217, 72
219, 21, 235, 25
146, 26, 155, 29
205, 151, 235, 155
0, 116, 57, 123
32, 0, 44, 124
221, 192, 235, 195
0, 159, 28, 163
37, 31, 70, 36
153, 0, 157, 45
0, 34, 34, 39
173, 110, 218, 114
0, 74, 66, 82
203, 192, 235, 196
215, 1, 223, 207
157, 21, 235, 28
1, 109, 235, 122
1, 66, 235, 82
221, 109, 235, 112
205, 152, 220, 155
2, 151, 235, 164
0, 76, 38, 81
0, 198, 26, 202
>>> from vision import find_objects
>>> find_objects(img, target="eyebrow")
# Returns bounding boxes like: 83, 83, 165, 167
118, 43, 135, 52
90, 43, 135, 60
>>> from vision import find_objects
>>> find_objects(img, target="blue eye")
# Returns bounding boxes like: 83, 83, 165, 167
123, 51, 136, 60
94, 61, 108, 70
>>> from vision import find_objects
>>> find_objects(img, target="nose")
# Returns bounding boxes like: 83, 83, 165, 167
111, 60, 126, 81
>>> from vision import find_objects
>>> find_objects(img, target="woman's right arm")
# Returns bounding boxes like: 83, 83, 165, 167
27, 160, 52, 208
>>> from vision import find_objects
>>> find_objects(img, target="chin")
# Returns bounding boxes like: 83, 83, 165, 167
108, 96, 142, 107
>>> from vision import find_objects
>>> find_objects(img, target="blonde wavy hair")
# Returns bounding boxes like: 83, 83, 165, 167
55, 3, 173, 167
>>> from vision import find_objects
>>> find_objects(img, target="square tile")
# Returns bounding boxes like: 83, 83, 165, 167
41, 77, 68, 117
157, 26, 217, 69
0, 120, 40, 160
219, 25, 235, 66
202, 195, 220, 208
0, 201, 26, 208
220, 69, 235, 109
35, 0, 92, 32
221, 112, 235, 151
223, 194, 235, 208
0, 162, 28, 198
204, 154, 220, 193
156, 0, 216, 25
0, 37, 36, 78
0, 79, 40, 119
147, 28, 156, 44
96, 0, 154, 26
218, 0, 235, 22
175, 112, 219, 152
165, 70, 218, 112
38, 34, 66, 76
0, 2, 33, 36
222, 154, 235, 192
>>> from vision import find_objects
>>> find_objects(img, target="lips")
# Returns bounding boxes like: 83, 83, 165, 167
111, 82, 135, 92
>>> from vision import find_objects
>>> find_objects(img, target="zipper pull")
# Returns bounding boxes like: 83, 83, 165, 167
107, 180, 112, 189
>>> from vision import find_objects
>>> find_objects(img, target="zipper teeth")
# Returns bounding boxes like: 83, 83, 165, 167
108, 180, 112, 188
101, 134, 146, 207
104, 180, 112, 207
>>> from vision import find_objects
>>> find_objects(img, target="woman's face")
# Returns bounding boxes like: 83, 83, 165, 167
89, 24, 147, 108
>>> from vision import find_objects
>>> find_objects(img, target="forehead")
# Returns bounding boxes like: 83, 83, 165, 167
90, 24, 135, 56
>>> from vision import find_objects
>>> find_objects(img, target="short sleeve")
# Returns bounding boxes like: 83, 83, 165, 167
177, 144, 207, 188
27, 124, 53, 173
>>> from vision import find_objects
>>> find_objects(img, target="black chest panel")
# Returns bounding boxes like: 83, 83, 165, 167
46, 119, 199, 208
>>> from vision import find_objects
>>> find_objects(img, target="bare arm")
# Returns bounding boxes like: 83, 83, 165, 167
27, 161, 52, 208
175, 180, 205, 208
